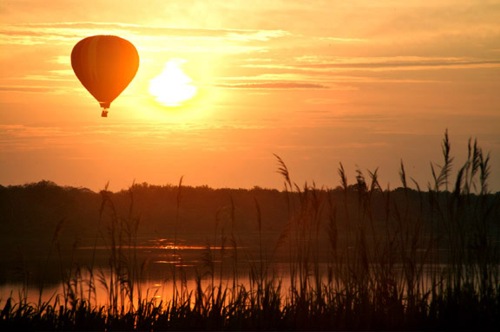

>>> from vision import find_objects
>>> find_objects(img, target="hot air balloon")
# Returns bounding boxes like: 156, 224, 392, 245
71, 35, 139, 117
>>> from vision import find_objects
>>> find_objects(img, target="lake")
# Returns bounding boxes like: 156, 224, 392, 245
0, 236, 460, 308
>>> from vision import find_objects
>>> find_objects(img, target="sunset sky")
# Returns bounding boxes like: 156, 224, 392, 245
1, 0, 499, 193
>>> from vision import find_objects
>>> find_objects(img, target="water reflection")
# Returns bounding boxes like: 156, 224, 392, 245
0, 237, 494, 309
1, 264, 451, 309
0, 238, 243, 305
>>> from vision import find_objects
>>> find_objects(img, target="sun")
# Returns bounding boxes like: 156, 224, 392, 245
149, 58, 197, 107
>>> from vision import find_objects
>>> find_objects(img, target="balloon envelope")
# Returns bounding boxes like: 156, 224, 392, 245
71, 35, 139, 116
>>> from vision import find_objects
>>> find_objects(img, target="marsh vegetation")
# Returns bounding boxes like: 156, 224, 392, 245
1, 131, 499, 330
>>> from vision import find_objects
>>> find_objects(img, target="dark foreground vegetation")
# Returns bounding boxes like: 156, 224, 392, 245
1, 131, 499, 330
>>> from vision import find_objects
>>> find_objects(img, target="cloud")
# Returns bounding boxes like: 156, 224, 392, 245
298, 57, 500, 71
0, 124, 80, 152
253, 56, 500, 73
318, 36, 367, 44
232, 55, 500, 87
0, 86, 53, 93
215, 82, 329, 90
0, 22, 289, 45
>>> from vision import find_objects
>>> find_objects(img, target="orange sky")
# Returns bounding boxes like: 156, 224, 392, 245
1, 0, 499, 192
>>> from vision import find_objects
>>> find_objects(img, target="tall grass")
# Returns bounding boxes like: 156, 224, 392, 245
1, 130, 499, 330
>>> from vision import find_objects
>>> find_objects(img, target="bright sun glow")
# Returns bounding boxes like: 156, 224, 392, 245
149, 59, 197, 107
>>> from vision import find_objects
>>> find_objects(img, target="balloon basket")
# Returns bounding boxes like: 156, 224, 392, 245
101, 109, 108, 117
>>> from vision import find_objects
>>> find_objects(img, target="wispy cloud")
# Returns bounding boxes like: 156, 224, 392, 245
0, 86, 54, 93
215, 82, 329, 89
295, 56, 500, 71
0, 22, 289, 46
244, 56, 500, 73
0, 124, 80, 152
